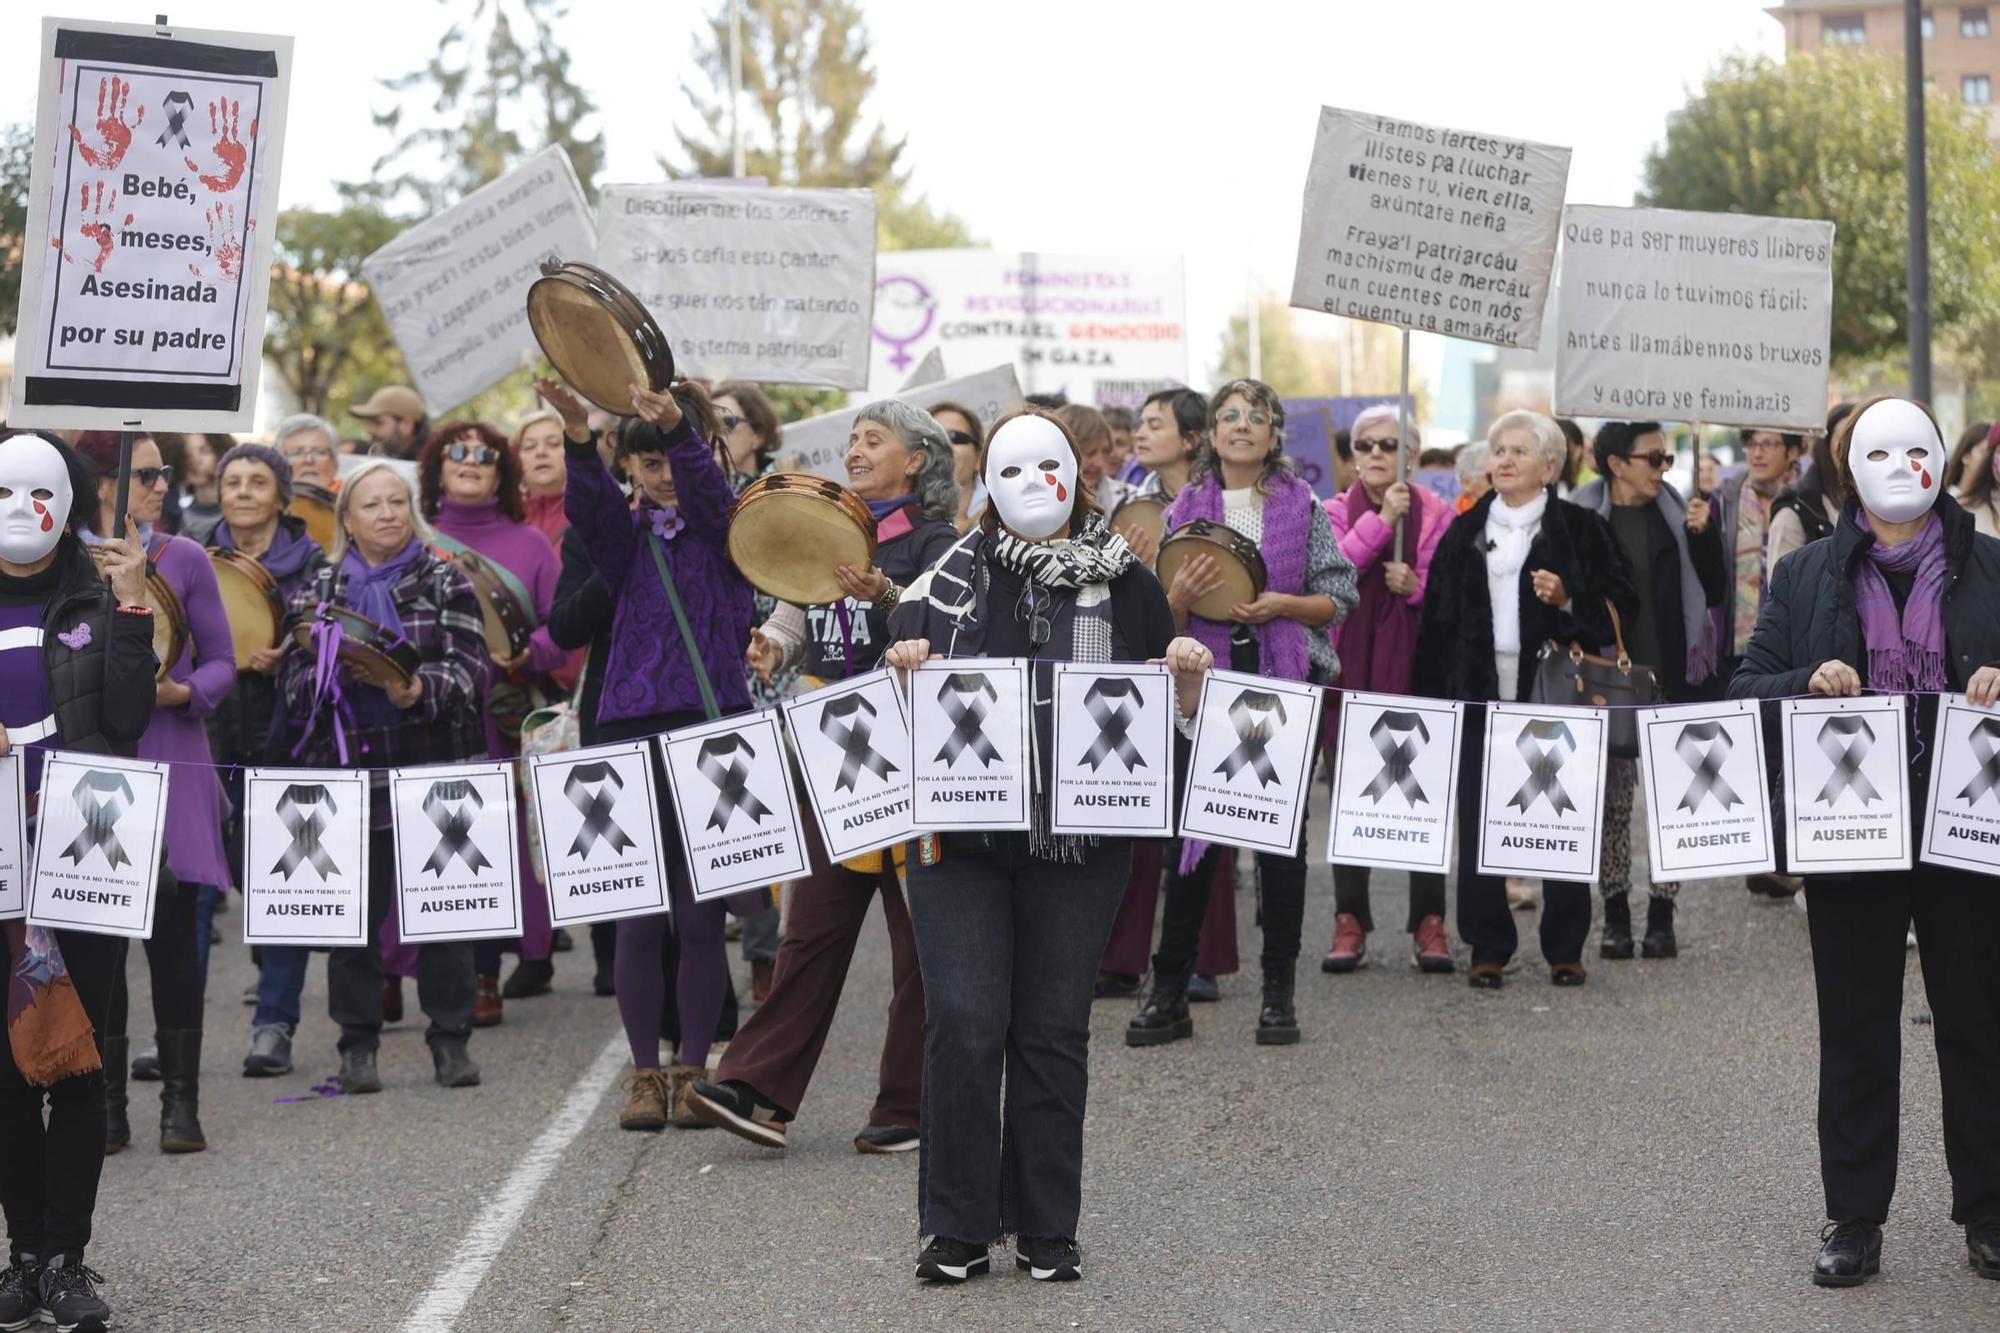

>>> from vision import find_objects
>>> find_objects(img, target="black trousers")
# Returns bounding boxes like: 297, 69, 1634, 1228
1452, 702, 1592, 968
1806, 870, 2000, 1227
0, 928, 121, 1263
1155, 816, 1310, 976
105, 868, 205, 1042
1333, 865, 1448, 934
327, 827, 475, 1053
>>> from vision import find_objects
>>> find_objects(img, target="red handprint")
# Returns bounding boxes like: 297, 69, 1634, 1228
184, 100, 251, 195
200, 204, 243, 280
69, 76, 144, 171
75, 181, 126, 274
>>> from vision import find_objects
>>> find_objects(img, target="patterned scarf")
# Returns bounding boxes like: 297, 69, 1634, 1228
5, 922, 99, 1087
986, 516, 1135, 591
1853, 509, 1948, 693
1731, 481, 1775, 655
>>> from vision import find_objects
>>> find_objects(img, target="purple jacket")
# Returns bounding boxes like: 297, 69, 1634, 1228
563, 420, 753, 724
138, 531, 236, 891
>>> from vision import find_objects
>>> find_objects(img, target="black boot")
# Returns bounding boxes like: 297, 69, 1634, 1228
103, 1034, 130, 1155
1599, 892, 1634, 960
501, 957, 555, 999
1255, 963, 1300, 1046
1641, 895, 1678, 959
1124, 967, 1192, 1047
157, 1029, 206, 1153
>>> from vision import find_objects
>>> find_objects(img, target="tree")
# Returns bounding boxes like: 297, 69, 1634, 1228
1641, 51, 2000, 369
0, 122, 35, 337
265, 206, 410, 422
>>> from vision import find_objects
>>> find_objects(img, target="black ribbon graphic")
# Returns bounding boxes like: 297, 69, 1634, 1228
1216, 690, 1288, 788
564, 762, 635, 861
1815, 716, 1881, 807
699, 734, 773, 831
272, 783, 339, 880
1359, 710, 1429, 805
934, 673, 1002, 768
421, 779, 493, 877
1508, 719, 1577, 816
1080, 678, 1146, 772
820, 693, 898, 792
1674, 721, 1742, 813
61, 770, 133, 869
1958, 717, 2000, 807
155, 91, 195, 148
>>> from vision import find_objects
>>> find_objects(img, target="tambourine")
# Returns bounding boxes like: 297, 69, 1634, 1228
89, 544, 185, 680
289, 483, 338, 551
448, 548, 535, 660
1109, 494, 1167, 552
727, 473, 877, 606
209, 547, 286, 669
1156, 519, 1269, 622
292, 604, 421, 691
526, 258, 674, 416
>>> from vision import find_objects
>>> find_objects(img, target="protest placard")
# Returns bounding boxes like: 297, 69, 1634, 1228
527, 741, 671, 926
389, 762, 522, 942
1178, 670, 1322, 856
1781, 696, 1910, 875
1327, 692, 1464, 874
28, 753, 169, 939
1920, 696, 2000, 876
10, 17, 293, 432
1553, 205, 1834, 430
1476, 704, 1609, 881
909, 658, 1032, 832
783, 670, 919, 863
241, 768, 369, 947
0, 756, 27, 920
660, 711, 810, 901
598, 182, 876, 388
1289, 106, 1570, 349
779, 363, 1025, 482
1635, 699, 1776, 882
362, 145, 596, 415
1049, 663, 1176, 837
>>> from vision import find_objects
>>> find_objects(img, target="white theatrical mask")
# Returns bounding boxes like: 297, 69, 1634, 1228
1848, 398, 1944, 525
984, 415, 1077, 540
0, 433, 74, 565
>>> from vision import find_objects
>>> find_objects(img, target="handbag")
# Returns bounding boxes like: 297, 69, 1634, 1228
1531, 599, 1659, 760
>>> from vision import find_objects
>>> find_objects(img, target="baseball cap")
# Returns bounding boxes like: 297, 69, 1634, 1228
350, 385, 426, 420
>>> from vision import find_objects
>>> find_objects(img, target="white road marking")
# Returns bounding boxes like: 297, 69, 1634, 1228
399, 1031, 629, 1332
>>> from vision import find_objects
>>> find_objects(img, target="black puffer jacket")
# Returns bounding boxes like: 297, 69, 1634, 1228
16, 538, 158, 756
1412, 487, 1639, 702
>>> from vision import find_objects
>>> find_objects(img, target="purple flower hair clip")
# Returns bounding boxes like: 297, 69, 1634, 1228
648, 505, 685, 541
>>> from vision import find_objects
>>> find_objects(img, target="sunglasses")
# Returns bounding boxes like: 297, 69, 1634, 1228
1015, 582, 1052, 650
134, 465, 174, 488
1351, 438, 1401, 455
719, 413, 745, 432
1624, 450, 1675, 470
946, 430, 978, 447
445, 442, 499, 466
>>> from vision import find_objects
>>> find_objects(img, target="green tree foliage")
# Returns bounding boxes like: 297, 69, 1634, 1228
0, 122, 31, 337
265, 206, 411, 423
1214, 301, 1317, 396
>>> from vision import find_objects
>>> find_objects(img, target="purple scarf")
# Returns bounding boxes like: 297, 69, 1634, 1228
336, 537, 425, 727
1335, 481, 1425, 694
1164, 470, 1318, 682
1853, 509, 1948, 693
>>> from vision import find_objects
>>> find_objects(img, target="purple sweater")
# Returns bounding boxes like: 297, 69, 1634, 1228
563, 420, 753, 724
432, 497, 566, 675
138, 531, 235, 891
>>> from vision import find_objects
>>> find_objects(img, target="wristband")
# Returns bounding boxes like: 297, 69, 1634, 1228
116, 604, 154, 617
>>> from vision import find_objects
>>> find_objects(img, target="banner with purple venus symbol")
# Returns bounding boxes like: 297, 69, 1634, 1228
527, 740, 671, 927
1327, 691, 1463, 874
1635, 699, 1776, 882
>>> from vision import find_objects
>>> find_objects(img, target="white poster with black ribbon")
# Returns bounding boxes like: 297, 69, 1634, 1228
1781, 695, 1910, 874
1636, 699, 1777, 881
909, 658, 1033, 832
0, 755, 29, 920
27, 752, 169, 939
1178, 669, 1323, 856
388, 761, 522, 943
1476, 703, 1609, 881
1049, 662, 1176, 837
527, 741, 671, 926
241, 768, 369, 946
1327, 691, 1464, 874
660, 711, 810, 901
1920, 696, 2000, 876
782, 670, 918, 863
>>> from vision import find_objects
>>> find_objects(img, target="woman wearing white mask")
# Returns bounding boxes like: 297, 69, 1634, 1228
1730, 396, 2000, 1290
882, 410, 1213, 1286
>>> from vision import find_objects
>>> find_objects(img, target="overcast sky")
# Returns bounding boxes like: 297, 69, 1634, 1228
5, 0, 1785, 386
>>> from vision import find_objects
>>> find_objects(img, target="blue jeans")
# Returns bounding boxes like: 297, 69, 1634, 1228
252, 947, 310, 1030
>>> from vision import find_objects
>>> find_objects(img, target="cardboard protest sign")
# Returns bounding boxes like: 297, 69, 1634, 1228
240, 768, 369, 947
1327, 692, 1464, 874
10, 17, 293, 432
1178, 670, 1323, 856
527, 741, 671, 926
659, 711, 809, 901
1289, 106, 1570, 349
389, 762, 522, 942
1049, 663, 1176, 837
1475, 704, 1609, 881
0, 756, 27, 920
1635, 699, 1776, 881
1781, 696, 1910, 874
1920, 696, 2000, 876
777, 363, 1026, 483
783, 670, 918, 863
1553, 205, 1834, 429
28, 752, 169, 938
909, 658, 1033, 832
363, 145, 596, 414
598, 182, 877, 388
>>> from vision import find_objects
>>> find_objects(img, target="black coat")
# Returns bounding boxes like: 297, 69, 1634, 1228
1412, 488, 1639, 703
548, 527, 617, 747
27, 538, 158, 756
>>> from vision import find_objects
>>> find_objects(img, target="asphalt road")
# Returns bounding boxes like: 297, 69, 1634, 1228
93, 808, 1990, 1333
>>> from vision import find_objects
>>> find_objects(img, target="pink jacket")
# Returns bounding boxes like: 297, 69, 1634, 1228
1323, 482, 1449, 606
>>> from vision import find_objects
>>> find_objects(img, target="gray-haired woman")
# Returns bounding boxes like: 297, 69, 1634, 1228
699, 400, 958, 1150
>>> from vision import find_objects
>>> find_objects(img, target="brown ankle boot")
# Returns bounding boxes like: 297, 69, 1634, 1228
618, 1068, 669, 1132
471, 976, 502, 1028
667, 1064, 711, 1129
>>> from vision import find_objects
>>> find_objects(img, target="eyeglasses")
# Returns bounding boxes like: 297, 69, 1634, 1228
946, 430, 978, 447
134, 465, 174, 488
1625, 450, 1675, 470
718, 413, 745, 432
1351, 438, 1400, 455
1217, 408, 1272, 427
445, 443, 499, 466
1741, 437, 1792, 454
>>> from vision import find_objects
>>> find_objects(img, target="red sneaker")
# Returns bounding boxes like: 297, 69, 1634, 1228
1321, 912, 1366, 974
1412, 914, 1455, 974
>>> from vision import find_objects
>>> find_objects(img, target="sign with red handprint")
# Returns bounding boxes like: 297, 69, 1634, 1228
10, 17, 294, 433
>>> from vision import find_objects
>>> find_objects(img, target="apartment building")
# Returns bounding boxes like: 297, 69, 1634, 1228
1768, 1, 2000, 143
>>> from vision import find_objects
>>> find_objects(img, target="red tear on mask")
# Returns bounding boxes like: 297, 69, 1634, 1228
1922, 468, 1933, 489
1047, 473, 1067, 501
